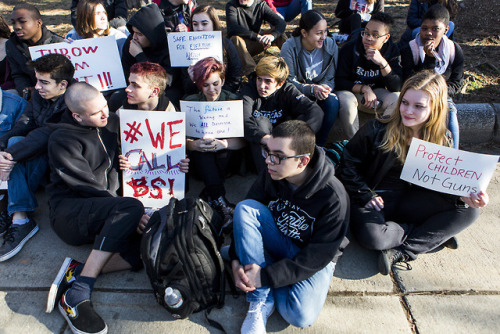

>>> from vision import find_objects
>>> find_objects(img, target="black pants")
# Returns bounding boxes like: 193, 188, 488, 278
50, 196, 144, 270
190, 149, 232, 199
350, 189, 479, 260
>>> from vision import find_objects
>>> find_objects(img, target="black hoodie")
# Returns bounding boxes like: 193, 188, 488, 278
335, 33, 402, 93
122, 3, 176, 83
240, 73, 323, 144
230, 146, 350, 288
6, 26, 64, 95
47, 111, 121, 208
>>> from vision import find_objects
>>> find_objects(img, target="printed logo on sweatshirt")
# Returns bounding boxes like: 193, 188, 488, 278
269, 199, 315, 243
252, 109, 283, 124
356, 66, 380, 79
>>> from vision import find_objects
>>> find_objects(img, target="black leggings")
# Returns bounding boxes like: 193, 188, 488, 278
350, 189, 479, 260
50, 196, 144, 270
190, 149, 231, 198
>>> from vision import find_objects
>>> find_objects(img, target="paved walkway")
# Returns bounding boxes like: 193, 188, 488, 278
1, 162, 499, 334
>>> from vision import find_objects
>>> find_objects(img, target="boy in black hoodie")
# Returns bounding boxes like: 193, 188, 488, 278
6, 4, 64, 97
335, 12, 401, 139
230, 120, 349, 333
240, 56, 323, 172
0, 54, 73, 263
122, 3, 182, 107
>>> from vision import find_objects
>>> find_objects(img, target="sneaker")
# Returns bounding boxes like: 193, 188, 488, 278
209, 196, 235, 232
59, 292, 108, 334
378, 249, 411, 276
46, 257, 82, 313
241, 299, 275, 334
443, 236, 459, 249
0, 210, 11, 237
0, 220, 38, 262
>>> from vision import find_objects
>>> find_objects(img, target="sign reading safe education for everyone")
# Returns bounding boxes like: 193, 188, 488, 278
120, 110, 186, 208
400, 138, 499, 196
180, 100, 244, 138
167, 31, 223, 67
29, 36, 126, 92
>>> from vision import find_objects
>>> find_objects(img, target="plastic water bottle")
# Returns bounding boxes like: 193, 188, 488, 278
164, 287, 183, 308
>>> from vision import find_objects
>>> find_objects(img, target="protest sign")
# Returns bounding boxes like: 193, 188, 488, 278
120, 110, 186, 208
167, 31, 223, 67
400, 138, 498, 196
29, 36, 126, 92
180, 100, 244, 138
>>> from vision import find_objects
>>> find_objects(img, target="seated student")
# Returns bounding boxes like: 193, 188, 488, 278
230, 120, 349, 333
335, 0, 384, 36
6, 4, 64, 97
0, 54, 74, 262
71, 0, 128, 34
226, 0, 287, 76
121, 3, 180, 107
280, 9, 340, 146
154, 0, 197, 32
335, 12, 401, 139
340, 71, 488, 276
44, 82, 146, 334
65, 0, 127, 57
182, 5, 242, 96
264, 0, 312, 22
401, 4, 463, 148
240, 56, 323, 172
0, 15, 15, 92
398, 0, 457, 49
122, 61, 176, 112
184, 57, 245, 228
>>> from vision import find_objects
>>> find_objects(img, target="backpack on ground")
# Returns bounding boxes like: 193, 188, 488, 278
141, 197, 225, 320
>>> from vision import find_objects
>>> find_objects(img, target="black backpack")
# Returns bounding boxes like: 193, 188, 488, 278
141, 197, 225, 320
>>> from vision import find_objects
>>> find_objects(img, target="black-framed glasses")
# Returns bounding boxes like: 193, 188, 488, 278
360, 30, 389, 40
261, 147, 310, 165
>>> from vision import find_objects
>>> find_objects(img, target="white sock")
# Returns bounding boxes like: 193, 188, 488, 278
12, 218, 29, 225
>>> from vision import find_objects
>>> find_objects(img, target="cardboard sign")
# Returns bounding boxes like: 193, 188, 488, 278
120, 110, 186, 208
167, 31, 223, 67
400, 139, 499, 196
29, 36, 126, 92
180, 100, 244, 138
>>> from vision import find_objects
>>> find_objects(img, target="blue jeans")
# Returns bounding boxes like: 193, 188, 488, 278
233, 199, 335, 328
7, 137, 48, 216
447, 98, 459, 149
316, 93, 340, 146
276, 0, 312, 22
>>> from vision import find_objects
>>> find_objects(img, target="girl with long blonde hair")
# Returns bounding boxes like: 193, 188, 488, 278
340, 70, 488, 275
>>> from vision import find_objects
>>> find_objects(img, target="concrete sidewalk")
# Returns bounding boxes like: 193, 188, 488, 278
1, 165, 499, 333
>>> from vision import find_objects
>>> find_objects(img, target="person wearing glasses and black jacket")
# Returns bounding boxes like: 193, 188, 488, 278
335, 12, 401, 139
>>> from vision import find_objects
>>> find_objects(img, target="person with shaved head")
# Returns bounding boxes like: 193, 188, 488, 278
45, 81, 147, 334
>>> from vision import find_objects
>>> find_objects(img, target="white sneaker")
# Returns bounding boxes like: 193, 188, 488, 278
241, 299, 275, 334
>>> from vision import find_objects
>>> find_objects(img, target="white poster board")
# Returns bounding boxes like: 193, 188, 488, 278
167, 31, 223, 67
29, 36, 126, 92
180, 100, 244, 138
400, 139, 499, 196
120, 110, 186, 208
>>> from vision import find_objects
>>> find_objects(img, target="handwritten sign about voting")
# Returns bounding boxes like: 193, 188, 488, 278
181, 100, 244, 138
167, 31, 223, 67
120, 110, 186, 208
401, 139, 498, 196
29, 36, 126, 92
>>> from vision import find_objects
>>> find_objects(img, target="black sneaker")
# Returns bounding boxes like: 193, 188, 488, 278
378, 249, 412, 275
59, 292, 108, 334
443, 236, 459, 249
209, 196, 235, 232
0, 220, 38, 262
0, 211, 11, 237
46, 257, 82, 313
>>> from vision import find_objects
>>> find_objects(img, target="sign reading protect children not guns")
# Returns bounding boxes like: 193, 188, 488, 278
120, 110, 186, 208
167, 31, 223, 67
400, 139, 499, 196
29, 36, 126, 92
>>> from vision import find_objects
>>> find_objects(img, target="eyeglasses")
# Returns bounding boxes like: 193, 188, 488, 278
261, 147, 310, 165
361, 30, 389, 40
